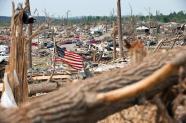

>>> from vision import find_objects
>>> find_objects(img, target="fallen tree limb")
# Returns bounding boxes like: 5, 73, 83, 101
0, 82, 57, 95
28, 82, 58, 95
96, 52, 185, 103
0, 82, 58, 95
0, 47, 186, 123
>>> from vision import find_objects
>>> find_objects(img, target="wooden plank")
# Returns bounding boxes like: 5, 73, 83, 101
32, 75, 71, 80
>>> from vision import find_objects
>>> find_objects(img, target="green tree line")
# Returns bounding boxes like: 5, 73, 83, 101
0, 11, 186, 27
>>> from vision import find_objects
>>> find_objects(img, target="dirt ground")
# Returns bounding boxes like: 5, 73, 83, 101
99, 104, 157, 123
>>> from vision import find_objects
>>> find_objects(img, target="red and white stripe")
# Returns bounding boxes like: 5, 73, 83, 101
55, 50, 84, 70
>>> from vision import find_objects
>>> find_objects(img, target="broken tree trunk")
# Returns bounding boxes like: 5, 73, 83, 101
5, 3, 29, 104
117, 0, 124, 58
113, 37, 117, 59
111, 22, 117, 59
25, 0, 33, 69
1, 47, 186, 123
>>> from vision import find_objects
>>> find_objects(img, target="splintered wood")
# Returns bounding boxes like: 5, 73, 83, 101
4, 3, 28, 104
128, 39, 147, 64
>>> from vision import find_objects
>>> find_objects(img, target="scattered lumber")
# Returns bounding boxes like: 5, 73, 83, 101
0, 47, 186, 123
153, 35, 183, 52
32, 75, 71, 81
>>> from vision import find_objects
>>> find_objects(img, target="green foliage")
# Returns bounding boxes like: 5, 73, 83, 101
140, 11, 186, 23
0, 11, 185, 27
0, 16, 11, 27
65, 11, 186, 25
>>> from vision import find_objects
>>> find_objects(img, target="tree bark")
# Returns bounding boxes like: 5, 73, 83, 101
27, 24, 32, 69
0, 47, 186, 123
25, 0, 32, 69
5, 4, 28, 104
29, 82, 58, 95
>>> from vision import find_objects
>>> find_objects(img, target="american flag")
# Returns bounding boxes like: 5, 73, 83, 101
55, 45, 84, 70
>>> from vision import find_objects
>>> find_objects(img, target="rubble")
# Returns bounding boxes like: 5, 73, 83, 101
0, 1, 186, 122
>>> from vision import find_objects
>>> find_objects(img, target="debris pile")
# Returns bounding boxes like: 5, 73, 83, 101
0, 0, 186, 123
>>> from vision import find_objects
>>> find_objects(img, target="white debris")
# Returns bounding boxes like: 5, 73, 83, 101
1, 73, 17, 108
93, 61, 128, 72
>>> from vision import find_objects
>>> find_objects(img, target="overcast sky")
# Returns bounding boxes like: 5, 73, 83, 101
0, 0, 186, 17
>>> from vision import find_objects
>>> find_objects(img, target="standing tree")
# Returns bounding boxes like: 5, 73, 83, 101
4, 2, 29, 105
117, 0, 124, 58
24, 0, 32, 69
111, 22, 117, 59
66, 10, 71, 26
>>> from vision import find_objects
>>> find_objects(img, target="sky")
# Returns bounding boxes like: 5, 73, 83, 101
0, 0, 186, 17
